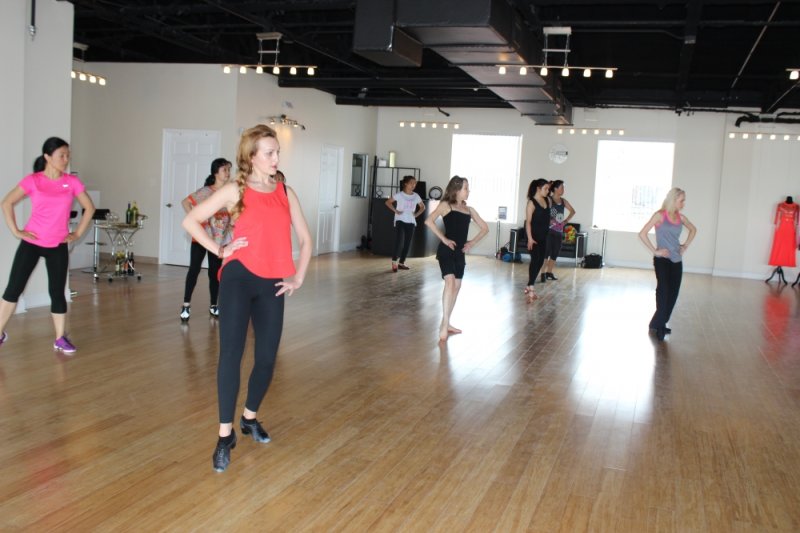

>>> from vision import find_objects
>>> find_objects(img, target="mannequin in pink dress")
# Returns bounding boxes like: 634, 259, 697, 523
766, 196, 799, 284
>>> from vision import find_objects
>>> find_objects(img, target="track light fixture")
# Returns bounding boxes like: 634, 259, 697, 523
222, 33, 317, 76
265, 114, 306, 130
558, 128, 625, 136
728, 131, 800, 141
788, 69, 799, 80
71, 42, 107, 87
398, 121, 459, 130
496, 27, 618, 81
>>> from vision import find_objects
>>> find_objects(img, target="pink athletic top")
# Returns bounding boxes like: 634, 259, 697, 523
221, 184, 295, 279
19, 172, 86, 248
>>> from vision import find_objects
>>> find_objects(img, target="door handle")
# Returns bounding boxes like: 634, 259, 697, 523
166, 203, 173, 208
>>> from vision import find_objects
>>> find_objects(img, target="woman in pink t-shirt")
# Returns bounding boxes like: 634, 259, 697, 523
0, 137, 96, 354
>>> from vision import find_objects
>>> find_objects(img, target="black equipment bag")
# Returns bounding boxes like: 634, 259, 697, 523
582, 253, 603, 269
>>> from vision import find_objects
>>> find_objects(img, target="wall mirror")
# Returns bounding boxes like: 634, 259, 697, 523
351, 153, 369, 197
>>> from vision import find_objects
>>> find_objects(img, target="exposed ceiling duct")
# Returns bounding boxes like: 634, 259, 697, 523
352, 0, 572, 125
734, 112, 800, 127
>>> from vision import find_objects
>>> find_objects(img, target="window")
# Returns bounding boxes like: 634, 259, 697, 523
593, 140, 675, 232
450, 134, 522, 222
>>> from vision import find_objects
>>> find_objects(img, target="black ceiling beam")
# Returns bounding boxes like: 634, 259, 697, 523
69, 0, 244, 62
675, 0, 702, 109
536, 19, 800, 28
106, 1, 354, 17
526, 0, 782, 5
278, 77, 478, 89
334, 96, 511, 108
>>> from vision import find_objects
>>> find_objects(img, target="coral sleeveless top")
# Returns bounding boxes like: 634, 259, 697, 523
222, 183, 295, 279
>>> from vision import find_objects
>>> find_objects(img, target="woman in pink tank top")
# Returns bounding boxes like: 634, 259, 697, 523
183, 125, 312, 473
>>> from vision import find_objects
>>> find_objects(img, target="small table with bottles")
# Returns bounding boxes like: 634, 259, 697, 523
94, 214, 146, 282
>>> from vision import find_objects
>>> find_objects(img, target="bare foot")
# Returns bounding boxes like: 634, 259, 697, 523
438, 329, 449, 342
447, 325, 462, 334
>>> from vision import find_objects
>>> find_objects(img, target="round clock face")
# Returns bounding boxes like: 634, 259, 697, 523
428, 186, 443, 200
549, 144, 569, 164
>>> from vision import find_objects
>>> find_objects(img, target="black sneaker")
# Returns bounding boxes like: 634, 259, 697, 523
180, 305, 190, 321
240, 417, 271, 443
209, 305, 219, 318
212, 431, 237, 473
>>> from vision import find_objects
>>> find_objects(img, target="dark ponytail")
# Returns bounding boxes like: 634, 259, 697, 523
33, 137, 69, 172
527, 178, 548, 201
206, 157, 232, 187
33, 156, 47, 173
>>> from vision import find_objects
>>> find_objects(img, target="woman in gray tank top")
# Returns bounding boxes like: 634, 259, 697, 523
638, 188, 697, 341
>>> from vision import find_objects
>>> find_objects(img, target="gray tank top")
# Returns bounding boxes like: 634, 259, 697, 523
655, 210, 683, 263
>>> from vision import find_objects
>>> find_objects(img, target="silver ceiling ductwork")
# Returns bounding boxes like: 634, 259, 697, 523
354, 0, 572, 125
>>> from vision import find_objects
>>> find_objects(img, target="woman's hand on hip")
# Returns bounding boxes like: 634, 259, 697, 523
15, 229, 37, 241
64, 232, 79, 243
275, 277, 303, 297
219, 237, 248, 258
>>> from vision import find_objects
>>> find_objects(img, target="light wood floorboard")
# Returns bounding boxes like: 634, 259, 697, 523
0, 252, 799, 531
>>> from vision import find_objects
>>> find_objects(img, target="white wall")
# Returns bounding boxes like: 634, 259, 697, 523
714, 117, 800, 278
71, 63, 240, 259
1, 0, 74, 311
234, 74, 378, 251
376, 106, 799, 278
72, 64, 378, 258
68, 60, 798, 279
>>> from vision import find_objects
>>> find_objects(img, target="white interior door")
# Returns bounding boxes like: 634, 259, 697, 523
159, 129, 221, 266
316, 145, 343, 255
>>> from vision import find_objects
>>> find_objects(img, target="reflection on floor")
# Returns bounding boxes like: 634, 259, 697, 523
0, 252, 798, 531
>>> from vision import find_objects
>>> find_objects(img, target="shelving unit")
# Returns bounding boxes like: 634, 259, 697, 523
366, 158, 421, 242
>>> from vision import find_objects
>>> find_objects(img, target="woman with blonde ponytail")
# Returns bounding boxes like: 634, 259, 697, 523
638, 187, 697, 341
183, 124, 312, 472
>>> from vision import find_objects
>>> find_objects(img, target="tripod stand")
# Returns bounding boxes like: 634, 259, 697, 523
765, 266, 788, 284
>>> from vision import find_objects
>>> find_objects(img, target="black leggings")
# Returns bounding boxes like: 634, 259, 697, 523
2, 240, 69, 313
183, 241, 222, 305
217, 260, 284, 424
650, 257, 683, 329
527, 241, 547, 286
392, 222, 415, 263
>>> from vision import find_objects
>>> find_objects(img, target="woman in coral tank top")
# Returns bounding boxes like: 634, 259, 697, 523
183, 125, 312, 473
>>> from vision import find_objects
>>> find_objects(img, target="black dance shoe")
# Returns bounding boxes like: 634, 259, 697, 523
540, 273, 547, 283
649, 326, 672, 335
546, 272, 558, 280
656, 327, 667, 341
212, 431, 237, 473
240, 417, 271, 443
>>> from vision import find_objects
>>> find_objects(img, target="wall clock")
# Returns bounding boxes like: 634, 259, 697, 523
549, 144, 569, 164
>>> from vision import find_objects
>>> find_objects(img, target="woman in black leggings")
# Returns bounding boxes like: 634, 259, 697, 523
0, 137, 95, 354
524, 178, 551, 301
179, 158, 232, 321
183, 125, 312, 473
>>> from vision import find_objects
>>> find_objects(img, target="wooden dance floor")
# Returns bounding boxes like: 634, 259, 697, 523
0, 252, 798, 531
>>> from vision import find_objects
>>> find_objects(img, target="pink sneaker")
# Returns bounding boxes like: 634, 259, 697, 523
0, 331, 7, 347
54, 335, 77, 354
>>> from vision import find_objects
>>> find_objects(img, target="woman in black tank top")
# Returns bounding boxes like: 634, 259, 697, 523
524, 179, 551, 301
425, 176, 489, 342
